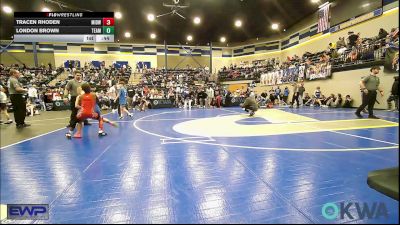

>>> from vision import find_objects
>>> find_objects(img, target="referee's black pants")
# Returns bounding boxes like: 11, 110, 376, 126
68, 96, 90, 129
356, 90, 377, 116
68, 96, 79, 129
10, 94, 26, 126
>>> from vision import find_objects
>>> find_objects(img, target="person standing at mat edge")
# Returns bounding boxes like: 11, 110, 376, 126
355, 66, 384, 119
7, 69, 30, 128
64, 71, 89, 133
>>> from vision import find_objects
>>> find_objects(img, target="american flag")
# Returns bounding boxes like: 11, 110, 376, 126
318, 4, 330, 33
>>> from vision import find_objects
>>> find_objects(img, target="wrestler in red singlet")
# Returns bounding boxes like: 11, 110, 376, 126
77, 93, 99, 120
66, 83, 117, 139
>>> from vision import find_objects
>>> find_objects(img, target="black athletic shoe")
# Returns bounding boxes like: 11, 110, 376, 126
355, 112, 363, 118
368, 115, 380, 119
22, 123, 31, 127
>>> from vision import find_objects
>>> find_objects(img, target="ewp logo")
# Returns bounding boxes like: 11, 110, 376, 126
7, 204, 49, 220
322, 202, 388, 221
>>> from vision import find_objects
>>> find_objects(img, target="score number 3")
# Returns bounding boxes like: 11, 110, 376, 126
102, 18, 114, 26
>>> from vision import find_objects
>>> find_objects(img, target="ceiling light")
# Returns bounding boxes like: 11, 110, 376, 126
147, 13, 155, 22
220, 37, 226, 43
187, 35, 193, 41
150, 33, 156, 39
193, 17, 201, 24
41, 7, 51, 12
362, 3, 370, 7
271, 23, 279, 30
124, 32, 131, 38
235, 20, 242, 27
2, 6, 12, 14
311, 0, 320, 3
115, 12, 122, 19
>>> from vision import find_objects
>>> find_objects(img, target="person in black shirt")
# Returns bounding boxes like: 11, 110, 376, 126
343, 95, 353, 108
347, 31, 359, 48
127, 86, 135, 110
387, 76, 399, 111
197, 88, 207, 108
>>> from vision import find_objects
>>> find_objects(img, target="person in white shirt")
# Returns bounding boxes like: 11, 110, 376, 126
28, 85, 38, 103
206, 86, 214, 108
0, 85, 13, 124
108, 84, 118, 113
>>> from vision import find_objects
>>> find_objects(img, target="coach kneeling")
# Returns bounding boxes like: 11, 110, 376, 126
241, 93, 258, 117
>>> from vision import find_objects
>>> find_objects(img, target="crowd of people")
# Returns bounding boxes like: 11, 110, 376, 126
0, 26, 398, 126
217, 27, 399, 86
254, 82, 354, 109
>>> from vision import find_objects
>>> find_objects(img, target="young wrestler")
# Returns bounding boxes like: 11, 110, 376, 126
115, 79, 133, 119
67, 83, 117, 139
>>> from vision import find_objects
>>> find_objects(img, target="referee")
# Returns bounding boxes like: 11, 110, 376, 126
63, 71, 90, 137
8, 69, 30, 128
355, 66, 384, 119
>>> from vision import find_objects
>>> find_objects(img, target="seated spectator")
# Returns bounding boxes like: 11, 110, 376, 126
328, 42, 336, 52
336, 37, 346, 49
347, 46, 359, 63
312, 87, 323, 106
343, 95, 353, 108
378, 28, 389, 40
324, 93, 343, 108
26, 98, 40, 117
303, 93, 311, 105
347, 31, 360, 48
320, 95, 328, 106
320, 52, 330, 63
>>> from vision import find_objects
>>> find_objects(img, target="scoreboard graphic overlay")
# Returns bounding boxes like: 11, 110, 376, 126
13, 12, 115, 43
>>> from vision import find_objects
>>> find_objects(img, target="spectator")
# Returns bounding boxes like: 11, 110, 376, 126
290, 83, 300, 108
336, 37, 346, 49
387, 76, 399, 111
206, 86, 214, 108
312, 87, 323, 107
347, 31, 360, 48
303, 93, 311, 105
0, 85, 13, 124
275, 86, 282, 103
343, 95, 353, 108
26, 98, 39, 117
283, 86, 290, 104
298, 82, 306, 106
182, 87, 193, 110
28, 84, 38, 103
198, 88, 207, 108
378, 28, 389, 40
127, 85, 135, 109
